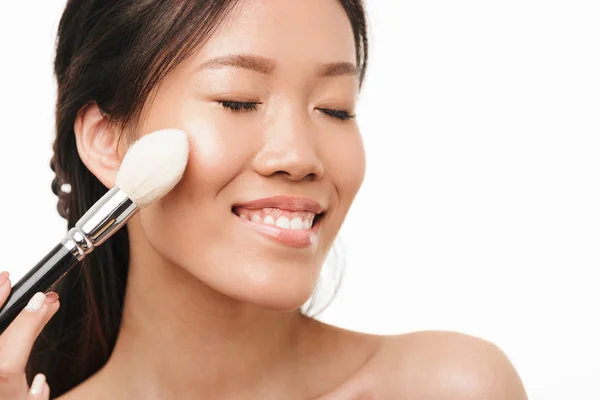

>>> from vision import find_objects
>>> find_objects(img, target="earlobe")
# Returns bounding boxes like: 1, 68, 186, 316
74, 103, 124, 188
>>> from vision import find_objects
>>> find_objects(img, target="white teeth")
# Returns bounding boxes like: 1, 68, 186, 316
290, 217, 303, 230
275, 216, 291, 229
239, 210, 319, 230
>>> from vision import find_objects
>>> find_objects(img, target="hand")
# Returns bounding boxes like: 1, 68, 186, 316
0, 271, 59, 399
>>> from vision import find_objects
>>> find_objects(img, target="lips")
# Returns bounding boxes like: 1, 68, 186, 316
233, 195, 326, 214
231, 196, 326, 248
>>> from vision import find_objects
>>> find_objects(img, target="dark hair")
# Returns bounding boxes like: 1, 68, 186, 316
29, 0, 369, 395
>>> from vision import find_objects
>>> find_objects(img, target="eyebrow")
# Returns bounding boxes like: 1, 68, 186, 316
317, 62, 358, 77
198, 54, 275, 74
197, 54, 358, 77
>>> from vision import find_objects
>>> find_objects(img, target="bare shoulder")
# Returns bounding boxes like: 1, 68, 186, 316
357, 330, 529, 400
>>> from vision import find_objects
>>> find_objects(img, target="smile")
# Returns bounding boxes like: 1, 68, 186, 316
232, 205, 325, 248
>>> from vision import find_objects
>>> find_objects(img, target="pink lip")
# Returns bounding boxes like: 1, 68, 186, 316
233, 195, 326, 214
232, 196, 325, 248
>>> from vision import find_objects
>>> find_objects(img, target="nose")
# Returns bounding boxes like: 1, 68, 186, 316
252, 111, 325, 182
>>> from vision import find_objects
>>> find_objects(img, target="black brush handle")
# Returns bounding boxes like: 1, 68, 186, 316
0, 187, 136, 334
0, 243, 80, 333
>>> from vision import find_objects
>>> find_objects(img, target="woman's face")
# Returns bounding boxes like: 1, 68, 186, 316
132, 0, 365, 310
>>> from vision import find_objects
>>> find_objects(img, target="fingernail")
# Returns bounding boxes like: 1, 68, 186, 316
25, 292, 47, 313
0, 271, 9, 287
45, 292, 59, 303
30, 373, 46, 395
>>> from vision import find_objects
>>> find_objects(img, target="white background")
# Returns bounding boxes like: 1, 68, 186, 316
1, 1, 599, 399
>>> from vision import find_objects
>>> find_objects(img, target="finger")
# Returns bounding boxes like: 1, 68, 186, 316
0, 291, 60, 350
0, 271, 11, 308
28, 373, 50, 400
43, 382, 51, 400
0, 293, 60, 376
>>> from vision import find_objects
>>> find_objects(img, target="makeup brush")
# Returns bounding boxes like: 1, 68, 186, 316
0, 128, 189, 333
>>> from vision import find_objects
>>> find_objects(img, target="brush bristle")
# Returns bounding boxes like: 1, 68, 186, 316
116, 129, 189, 208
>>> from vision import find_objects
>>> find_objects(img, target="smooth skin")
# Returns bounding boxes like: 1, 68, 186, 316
1, 1, 528, 399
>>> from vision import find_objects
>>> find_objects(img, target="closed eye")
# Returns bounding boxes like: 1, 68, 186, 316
218, 101, 355, 122
218, 100, 260, 112
317, 108, 356, 122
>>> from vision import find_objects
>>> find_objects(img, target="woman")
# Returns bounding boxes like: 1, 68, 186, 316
0, 0, 528, 398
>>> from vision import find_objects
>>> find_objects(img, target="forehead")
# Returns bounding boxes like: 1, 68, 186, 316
195, 0, 357, 66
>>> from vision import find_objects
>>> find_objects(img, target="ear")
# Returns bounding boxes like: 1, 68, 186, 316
74, 103, 125, 189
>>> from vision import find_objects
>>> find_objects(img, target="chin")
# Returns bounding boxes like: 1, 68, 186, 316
194, 259, 322, 312
240, 281, 317, 312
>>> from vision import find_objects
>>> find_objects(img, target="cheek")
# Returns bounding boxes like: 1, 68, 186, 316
139, 83, 261, 198
313, 129, 365, 255
135, 123, 249, 246
323, 129, 366, 207
170, 132, 249, 203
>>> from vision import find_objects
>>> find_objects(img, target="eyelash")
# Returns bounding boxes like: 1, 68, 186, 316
218, 101, 259, 113
316, 108, 356, 121
217, 101, 356, 121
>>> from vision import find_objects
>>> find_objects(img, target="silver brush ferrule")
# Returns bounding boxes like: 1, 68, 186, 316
60, 186, 137, 261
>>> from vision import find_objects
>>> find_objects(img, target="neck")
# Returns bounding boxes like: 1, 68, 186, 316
98, 223, 317, 398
